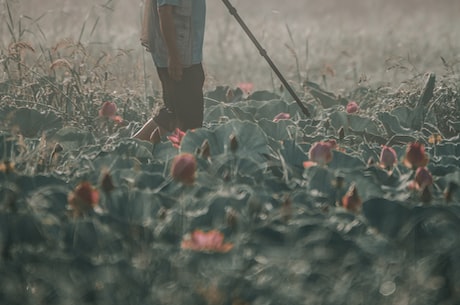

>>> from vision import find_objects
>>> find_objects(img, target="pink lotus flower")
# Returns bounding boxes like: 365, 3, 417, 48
306, 141, 334, 166
346, 101, 359, 114
409, 167, 433, 191
379, 145, 397, 170
68, 181, 99, 215
167, 128, 186, 149
181, 229, 233, 253
237, 82, 254, 95
171, 153, 197, 185
273, 112, 291, 122
403, 142, 429, 169
99, 101, 117, 118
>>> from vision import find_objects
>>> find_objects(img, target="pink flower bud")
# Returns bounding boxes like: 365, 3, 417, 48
99, 101, 117, 118
403, 142, 429, 169
273, 112, 290, 122
414, 167, 433, 190
308, 141, 333, 165
379, 145, 397, 170
346, 101, 359, 114
171, 153, 197, 185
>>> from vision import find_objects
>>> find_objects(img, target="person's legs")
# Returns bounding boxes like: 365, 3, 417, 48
132, 63, 205, 141
173, 64, 205, 130
132, 67, 175, 142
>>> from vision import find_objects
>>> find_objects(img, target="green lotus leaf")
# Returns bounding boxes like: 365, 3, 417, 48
52, 127, 96, 151
434, 143, 460, 157
329, 111, 348, 130
205, 85, 244, 103
247, 90, 281, 102
108, 139, 154, 161
6, 214, 46, 245
180, 120, 270, 161
257, 118, 298, 142
328, 150, 366, 171
204, 103, 253, 123
362, 198, 410, 239
252, 100, 298, 121
6, 107, 63, 138
303, 166, 334, 196
278, 140, 309, 174
377, 112, 412, 135
329, 111, 382, 134
390, 106, 415, 129
105, 188, 164, 226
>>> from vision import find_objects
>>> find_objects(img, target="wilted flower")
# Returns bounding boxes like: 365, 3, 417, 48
379, 145, 397, 171
307, 141, 334, 166
181, 229, 233, 253
428, 133, 442, 145
167, 128, 186, 149
99, 101, 117, 118
273, 112, 290, 122
171, 153, 197, 185
0, 160, 15, 174
346, 101, 359, 114
68, 181, 99, 215
403, 142, 429, 169
408, 167, 433, 191
342, 184, 362, 212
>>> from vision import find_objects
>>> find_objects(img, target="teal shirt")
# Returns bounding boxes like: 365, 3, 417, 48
152, 0, 206, 68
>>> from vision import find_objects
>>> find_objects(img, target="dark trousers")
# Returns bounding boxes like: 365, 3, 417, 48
154, 63, 205, 131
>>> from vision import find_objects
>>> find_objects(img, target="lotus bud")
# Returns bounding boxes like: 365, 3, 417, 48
225, 207, 238, 230
225, 88, 234, 102
414, 167, 433, 190
346, 101, 359, 114
100, 169, 115, 193
200, 139, 211, 159
99, 101, 117, 118
308, 141, 333, 165
342, 184, 362, 212
367, 157, 375, 167
281, 195, 292, 222
379, 145, 397, 170
171, 153, 197, 185
273, 112, 290, 122
68, 181, 99, 215
403, 142, 429, 169
229, 134, 238, 153
338, 126, 345, 140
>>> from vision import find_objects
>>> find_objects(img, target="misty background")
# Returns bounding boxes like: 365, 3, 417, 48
1, 0, 460, 91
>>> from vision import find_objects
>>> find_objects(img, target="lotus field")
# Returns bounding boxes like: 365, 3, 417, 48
1, 0, 460, 304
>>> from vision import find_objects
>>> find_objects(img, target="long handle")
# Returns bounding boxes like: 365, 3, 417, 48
222, 0, 311, 117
